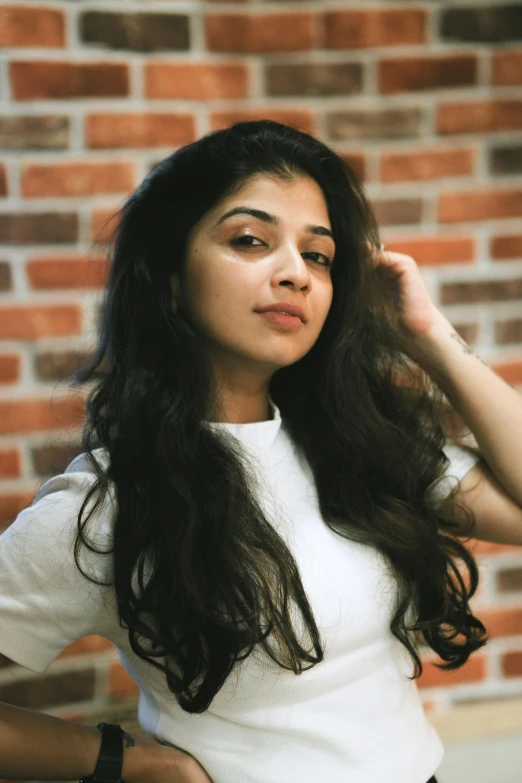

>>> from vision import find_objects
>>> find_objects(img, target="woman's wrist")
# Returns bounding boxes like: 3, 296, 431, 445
121, 732, 154, 782
121, 732, 190, 782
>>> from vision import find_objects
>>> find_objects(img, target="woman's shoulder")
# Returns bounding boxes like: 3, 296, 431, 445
5, 447, 117, 570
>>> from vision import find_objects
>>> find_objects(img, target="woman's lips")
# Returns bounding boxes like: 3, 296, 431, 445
257, 311, 304, 330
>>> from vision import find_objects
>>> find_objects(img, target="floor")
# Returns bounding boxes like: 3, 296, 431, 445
436, 733, 522, 783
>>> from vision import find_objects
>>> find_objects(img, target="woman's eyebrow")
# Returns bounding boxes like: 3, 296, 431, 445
214, 206, 335, 242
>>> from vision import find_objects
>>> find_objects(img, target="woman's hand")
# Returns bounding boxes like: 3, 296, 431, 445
122, 732, 214, 783
370, 243, 442, 339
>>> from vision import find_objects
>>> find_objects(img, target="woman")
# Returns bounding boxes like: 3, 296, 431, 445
2, 118, 518, 783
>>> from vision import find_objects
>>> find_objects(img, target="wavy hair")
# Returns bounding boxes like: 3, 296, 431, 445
69, 119, 487, 713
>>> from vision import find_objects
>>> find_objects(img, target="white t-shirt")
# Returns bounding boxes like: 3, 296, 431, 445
0, 397, 481, 783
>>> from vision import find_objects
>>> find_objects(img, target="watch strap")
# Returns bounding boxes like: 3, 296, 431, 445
79, 723, 124, 783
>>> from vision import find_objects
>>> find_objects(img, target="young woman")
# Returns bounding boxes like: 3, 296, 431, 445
1, 119, 522, 783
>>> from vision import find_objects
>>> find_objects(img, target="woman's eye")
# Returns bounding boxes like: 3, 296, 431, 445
307, 252, 333, 267
229, 235, 332, 266
230, 235, 263, 249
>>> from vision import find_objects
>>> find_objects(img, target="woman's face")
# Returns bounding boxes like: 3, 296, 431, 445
171, 173, 335, 382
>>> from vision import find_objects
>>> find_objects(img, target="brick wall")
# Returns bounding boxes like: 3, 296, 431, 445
0, 0, 522, 760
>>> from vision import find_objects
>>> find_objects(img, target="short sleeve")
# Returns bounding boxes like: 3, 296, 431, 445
425, 438, 483, 507
0, 449, 118, 673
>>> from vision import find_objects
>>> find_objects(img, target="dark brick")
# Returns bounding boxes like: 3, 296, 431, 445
80, 12, 190, 52
498, 567, 522, 592
441, 5, 522, 43
371, 198, 423, 226
0, 213, 78, 244
265, 62, 362, 96
0, 261, 12, 291
326, 107, 422, 140
0, 116, 69, 150
35, 349, 101, 382
441, 278, 522, 305
503, 650, 522, 677
0, 166, 6, 197
490, 144, 522, 175
31, 441, 85, 477
491, 233, 522, 259
0, 669, 95, 710
378, 55, 477, 95
495, 318, 522, 344
453, 322, 479, 345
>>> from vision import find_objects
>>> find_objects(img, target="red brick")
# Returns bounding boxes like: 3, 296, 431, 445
0, 6, 65, 48
0, 395, 86, 436
383, 236, 475, 265
490, 359, 522, 387
91, 208, 121, 246
438, 188, 522, 222
0, 305, 81, 339
10, 61, 129, 100
0, 354, 20, 384
0, 448, 21, 479
417, 654, 487, 689
86, 113, 195, 149
205, 12, 314, 53
491, 233, 522, 259
145, 62, 249, 99
21, 161, 135, 198
378, 55, 477, 95
0, 491, 35, 533
109, 661, 140, 700
211, 108, 315, 135
380, 147, 475, 183
479, 608, 522, 639
493, 49, 522, 86
58, 635, 116, 659
502, 651, 522, 677
323, 8, 426, 49
26, 254, 107, 290
0, 164, 7, 197
437, 100, 522, 134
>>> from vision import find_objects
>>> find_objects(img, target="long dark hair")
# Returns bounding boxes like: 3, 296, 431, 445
70, 119, 487, 713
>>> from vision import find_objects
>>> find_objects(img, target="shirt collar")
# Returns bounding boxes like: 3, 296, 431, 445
203, 394, 282, 452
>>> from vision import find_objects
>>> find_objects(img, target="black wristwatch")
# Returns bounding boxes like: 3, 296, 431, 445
79, 722, 124, 783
